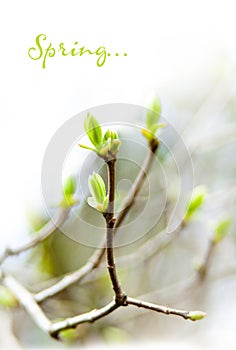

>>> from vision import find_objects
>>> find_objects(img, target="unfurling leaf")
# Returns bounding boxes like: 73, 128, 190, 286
79, 115, 121, 158
84, 113, 102, 147
142, 97, 166, 141
88, 172, 108, 213
61, 175, 78, 207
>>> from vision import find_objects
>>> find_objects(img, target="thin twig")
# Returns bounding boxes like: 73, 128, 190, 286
0, 208, 70, 265
126, 297, 203, 321
49, 300, 119, 338
34, 140, 159, 302
104, 157, 125, 303
197, 239, 216, 282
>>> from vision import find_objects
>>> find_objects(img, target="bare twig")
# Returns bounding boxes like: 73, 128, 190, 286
115, 139, 159, 228
49, 300, 119, 338
197, 239, 216, 282
0, 208, 70, 265
35, 140, 159, 302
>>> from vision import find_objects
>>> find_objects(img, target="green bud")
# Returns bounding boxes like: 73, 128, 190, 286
63, 176, 76, 197
188, 311, 206, 321
60, 175, 78, 207
213, 218, 231, 244
110, 130, 119, 140
88, 172, 108, 212
110, 139, 121, 156
146, 97, 162, 130
142, 97, 166, 142
84, 113, 102, 147
103, 129, 119, 142
141, 128, 155, 141
185, 186, 206, 221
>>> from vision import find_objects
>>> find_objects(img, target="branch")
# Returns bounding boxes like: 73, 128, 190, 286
0, 208, 70, 265
2, 274, 51, 333
1, 272, 205, 340
49, 300, 119, 338
104, 157, 125, 303
197, 239, 216, 281
115, 138, 159, 228
77, 223, 185, 287
126, 297, 206, 321
34, 140, 159, 302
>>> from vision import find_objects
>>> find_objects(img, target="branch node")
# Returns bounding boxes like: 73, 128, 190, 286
115, 293, 127, 306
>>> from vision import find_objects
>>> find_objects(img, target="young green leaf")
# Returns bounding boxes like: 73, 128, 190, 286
185, 186, 206, 221
84, 113, 102, 147
61, 175, 78, 207
78, 143, 97, 153
63, 176, 76, 197
213, 218, 231, 244
88, 172, 108, 212
142, 97, 166, 142
146, 97, 162, 130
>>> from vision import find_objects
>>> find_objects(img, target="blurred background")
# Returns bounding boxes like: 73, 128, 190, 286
1, 0, 236, 349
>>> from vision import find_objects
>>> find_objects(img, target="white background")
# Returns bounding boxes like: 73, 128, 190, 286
0, 1, 236, 348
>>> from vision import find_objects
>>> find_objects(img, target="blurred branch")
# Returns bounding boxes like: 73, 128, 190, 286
197, 240, 215, 282
0, 208, 70, 265
35, 140, 159, 302
2, 274, 51, 333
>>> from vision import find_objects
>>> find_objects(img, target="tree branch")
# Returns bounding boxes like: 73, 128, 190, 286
104, 157, 125, 303
2, 274, 51, 333
197, 239, 216, 281
34, 140, 159, 302
126, 297, 206, 321
0, 208, 70, 265
49, 300, 119, 338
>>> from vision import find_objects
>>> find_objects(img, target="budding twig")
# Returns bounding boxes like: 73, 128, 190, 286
35, 140, 159, 302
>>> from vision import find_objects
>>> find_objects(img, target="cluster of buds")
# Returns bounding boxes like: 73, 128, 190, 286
79, 113, 121, 159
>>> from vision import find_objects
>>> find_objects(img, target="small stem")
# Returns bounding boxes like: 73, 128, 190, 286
105, 158, 126, 304
50, 300, 119, 338
198, 240, 215, 281
126, 297, 205, 321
